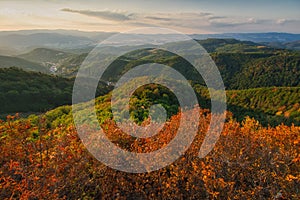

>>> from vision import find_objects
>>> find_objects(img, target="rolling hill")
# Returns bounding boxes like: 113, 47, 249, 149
1, 66, 298, 126
3, 38, 299, 86
194, 85, 300, 126
79, 46, 299, 90
197, 38, 272, 53
0, 38, 299, 125
211, 51, 300, 89
37, 83, 300, 128
0, 68, 112, 117
18, 48, 74, 64
0, 55, 47, 73
265, 40, 300, 50
38, 39, 299, 90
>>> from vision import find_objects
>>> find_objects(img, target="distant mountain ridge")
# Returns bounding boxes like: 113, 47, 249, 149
0, 32, 95, 54
0, 30, 299, 55
191, 32, 300, 43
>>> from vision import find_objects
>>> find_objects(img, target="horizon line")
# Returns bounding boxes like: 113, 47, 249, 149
0, 29, 299, 35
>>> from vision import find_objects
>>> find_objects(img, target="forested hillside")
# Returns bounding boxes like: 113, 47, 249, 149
28, 83, 298, 130
18, 48, 74, 64
0, 38, 299, 125
0, 68, 112, 117
51, 40, 300, 89
0, 55, 47, 73
1, 39, 299, 90
194, 85, 300, 126
0, 68, 74, 115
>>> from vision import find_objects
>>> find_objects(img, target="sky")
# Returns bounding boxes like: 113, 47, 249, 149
0, 0, 299, 33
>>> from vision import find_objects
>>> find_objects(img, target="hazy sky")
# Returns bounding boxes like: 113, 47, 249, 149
0, 0, 299, 33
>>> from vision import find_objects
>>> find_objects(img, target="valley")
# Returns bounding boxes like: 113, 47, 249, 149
0, 30, 299, 199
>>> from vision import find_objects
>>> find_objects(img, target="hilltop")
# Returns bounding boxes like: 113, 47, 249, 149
18, 48, 74, 64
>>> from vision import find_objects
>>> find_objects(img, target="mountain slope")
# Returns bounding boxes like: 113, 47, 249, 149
0, 68, 112, 116
211, 52, 300, 89
40, 83, 300, 128
49, 39, 300, 89
194, 85, 300, 126
18, 48, 74, 64
197, 38, 271, 53
266, 40, 300, 50
94, 47, 300, 90
0, 55, 47, 73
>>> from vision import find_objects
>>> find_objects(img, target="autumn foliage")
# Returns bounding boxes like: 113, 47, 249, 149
0, 109, 299, 199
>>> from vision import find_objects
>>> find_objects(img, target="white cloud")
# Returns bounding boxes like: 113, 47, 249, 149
61, 8, 134, 21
